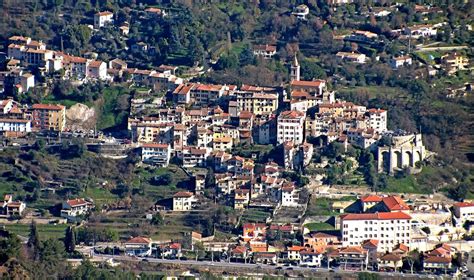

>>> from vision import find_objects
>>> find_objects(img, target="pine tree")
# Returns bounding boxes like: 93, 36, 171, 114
64, 226, 76, 253
28, 221, 40, 260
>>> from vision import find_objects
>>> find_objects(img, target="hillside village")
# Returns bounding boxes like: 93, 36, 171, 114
0, 0, 473, 279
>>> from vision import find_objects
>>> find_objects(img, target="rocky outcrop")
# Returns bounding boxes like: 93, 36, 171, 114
66, 103, 97, 131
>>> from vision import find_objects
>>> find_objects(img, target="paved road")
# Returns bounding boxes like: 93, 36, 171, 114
91, 254, 440, 279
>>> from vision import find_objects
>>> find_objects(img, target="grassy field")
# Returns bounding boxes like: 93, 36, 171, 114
96, 86, 131, 130
384, 166, 450, 194
305, 197, 353, 217
384, 176, 428, 194
304, 222, 335, 231
241, 209, 270, 223
2, 223, 68, 240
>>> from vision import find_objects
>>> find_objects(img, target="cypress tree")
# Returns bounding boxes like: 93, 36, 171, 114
64, 226, 76, 253
28, 221, 40, 260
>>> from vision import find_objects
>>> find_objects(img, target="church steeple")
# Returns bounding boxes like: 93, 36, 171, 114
290, 53, 300, 81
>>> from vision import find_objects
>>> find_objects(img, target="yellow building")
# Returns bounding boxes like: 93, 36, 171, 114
133, 123, 173, 143
443, 52, 469, 75
212, 136, 233, 151
237, 92, 278, 116
31, 104, 66, 131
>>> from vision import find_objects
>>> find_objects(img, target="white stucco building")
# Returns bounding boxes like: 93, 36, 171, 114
0, 118, 31, 133
173, 191, 196, 211
141, 143, 171, 167
61, 198, 93, 221
390, 56, 413, 69
366, 108, 387, 133
453, 202, 474, 227
340, 212, 412, 253
87, 60, 107, 80
94, 11, 114, 28
281, 184, 299, 207
277, 110, 305, 145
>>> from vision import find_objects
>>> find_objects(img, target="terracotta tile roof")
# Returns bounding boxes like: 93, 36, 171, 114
66, 198, 89, 207
142, 143, 168, 149
240, 84, 276, 92
96, 11, 113, 16
243, 223, 266, 230
88, 60, 104, 68
339, 246, 367, 254
9, 35, 30, 41
125, 236, 152, 244
253, 44, 277, 52
362, 239, 379, 248
239, 111, 253, 119
382, 196, 410, 211
232, 246, 247, 254
32, 103, 65, 110
340, 212, 412, 221
392, 56, 411, 61
287, 245, 305, 251
360, 194, 382, 202
189, 148, 207, 155
66, 56, 87, 64
194, 83, 222, 92
173, 191, 193, 198
291, 90, 314, 99
6, 202, 23, 208
8, 44, 23, 49
281, 185, 294, 192
253, 93, 277, 99
279, 110, 305, 119
424, 256, 451, 264
311, 232, 338, 239
110, 58, 127, 66
394, 243, 409, 252
0, 118, 29, 123
301, 247, 324, 255
169, 242, 181, 249
367, 108, 387, 114
380, 253, 402, 262
453, 202, 474, 208
291, 79, 325, 88
213, 137, 232, 143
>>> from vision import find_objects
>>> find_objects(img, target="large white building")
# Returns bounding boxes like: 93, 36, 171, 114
453, 202, 474, 227
366, 109, 387, 133
340, 212, 412, 253
141, 143, 171, 167
277, 110, 305, 145
0, 118, 31, 133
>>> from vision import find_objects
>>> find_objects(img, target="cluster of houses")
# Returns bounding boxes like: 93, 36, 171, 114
118, 194, 473, 274
0, 98, 66, 136
130, 53, 430, 213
